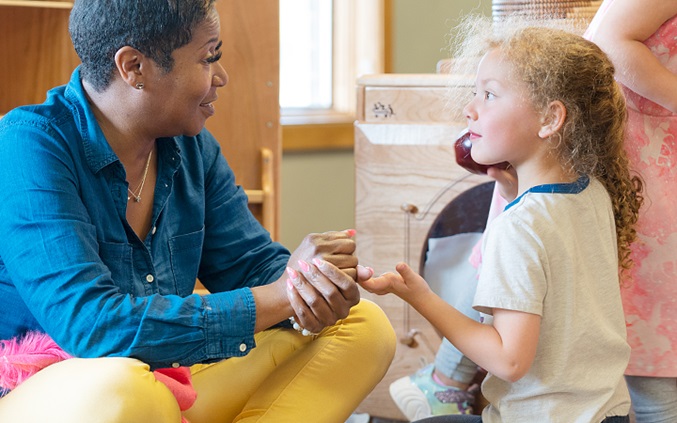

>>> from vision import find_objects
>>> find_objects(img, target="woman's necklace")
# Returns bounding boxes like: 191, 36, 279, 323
127, 149, 153, 203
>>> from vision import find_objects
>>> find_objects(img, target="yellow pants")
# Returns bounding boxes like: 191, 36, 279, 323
0, 299, 395, 423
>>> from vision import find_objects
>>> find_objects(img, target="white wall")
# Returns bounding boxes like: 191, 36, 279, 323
279, 1, 491, 249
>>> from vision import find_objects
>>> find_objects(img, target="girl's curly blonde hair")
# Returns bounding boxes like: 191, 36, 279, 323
448, 16, 643, 274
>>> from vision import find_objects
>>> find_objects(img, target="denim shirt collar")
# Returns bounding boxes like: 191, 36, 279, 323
63, 67, 120, 175
62, 66, 182, 176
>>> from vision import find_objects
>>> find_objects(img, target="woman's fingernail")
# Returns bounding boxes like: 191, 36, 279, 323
312, 258, 323, 267
346, 229, 356, 237
286, 278, 294, 291
298, 260, 310, 272
286, 266, 298, 279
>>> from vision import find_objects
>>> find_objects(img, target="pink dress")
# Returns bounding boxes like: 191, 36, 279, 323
587, 2, 677, 377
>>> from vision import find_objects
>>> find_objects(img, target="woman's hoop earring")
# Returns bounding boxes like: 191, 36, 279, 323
135, 82, 144, 90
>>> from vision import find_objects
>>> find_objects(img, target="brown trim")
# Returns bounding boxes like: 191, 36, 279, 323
280, 1, 388, 152
384, 0, 393, 73
282, 122, 354, 152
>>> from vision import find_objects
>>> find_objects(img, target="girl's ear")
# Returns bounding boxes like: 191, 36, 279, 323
538, 100, 566, 139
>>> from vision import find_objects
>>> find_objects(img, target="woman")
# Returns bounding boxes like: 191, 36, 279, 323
0, 0, 395, 422
586, 1, 677, 421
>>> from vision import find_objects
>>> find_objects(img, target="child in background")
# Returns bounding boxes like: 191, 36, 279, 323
359, 20, 643, 423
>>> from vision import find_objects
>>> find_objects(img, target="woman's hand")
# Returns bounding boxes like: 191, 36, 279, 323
253, 230, 360, 333
285, 258, 360, 333
283, 230, 361, 333
288, 229, 358, 280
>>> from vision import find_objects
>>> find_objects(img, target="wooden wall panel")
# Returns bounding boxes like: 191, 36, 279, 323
208, 0, 281, 238
0, 5, 79, 113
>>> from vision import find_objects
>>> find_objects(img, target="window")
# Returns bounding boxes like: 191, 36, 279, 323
279, 0, 385, 149
279, 0, 333, 110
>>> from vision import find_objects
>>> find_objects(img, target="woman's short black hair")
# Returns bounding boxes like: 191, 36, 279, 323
69, 0, 217, 92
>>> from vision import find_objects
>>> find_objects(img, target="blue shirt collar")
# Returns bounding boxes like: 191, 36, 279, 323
64, 67, 119, 175
505, 175, 590, 211
63, 66, 182, 175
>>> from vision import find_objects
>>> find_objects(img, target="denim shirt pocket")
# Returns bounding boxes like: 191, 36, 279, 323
98, 241, 136, 295
169, 227, 205, 297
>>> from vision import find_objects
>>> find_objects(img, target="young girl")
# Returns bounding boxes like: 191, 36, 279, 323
359, 23, 643, 423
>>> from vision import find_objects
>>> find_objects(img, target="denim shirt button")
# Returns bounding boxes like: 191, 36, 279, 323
146, 274, 154, 283
239, 343, 247, 352
151, 226, 157, 235
171, 362, 180, 368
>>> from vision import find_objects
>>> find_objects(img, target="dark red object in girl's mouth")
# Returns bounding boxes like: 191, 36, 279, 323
454, 128, 510, 175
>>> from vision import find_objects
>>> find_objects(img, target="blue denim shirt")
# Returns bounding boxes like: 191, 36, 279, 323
0, 68, 290, 369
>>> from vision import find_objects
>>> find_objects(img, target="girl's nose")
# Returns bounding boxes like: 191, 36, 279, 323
463, 102, 476, 121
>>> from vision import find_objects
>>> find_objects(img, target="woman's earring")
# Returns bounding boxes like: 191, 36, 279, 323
135, 82, 144, 90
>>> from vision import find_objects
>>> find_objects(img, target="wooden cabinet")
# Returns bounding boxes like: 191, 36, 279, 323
0, 1, 78, 115
354, 73, 490, 420
0, 0, 280, 237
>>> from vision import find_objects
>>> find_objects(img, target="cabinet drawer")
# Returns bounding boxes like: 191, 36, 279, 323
356, 73, 472, 124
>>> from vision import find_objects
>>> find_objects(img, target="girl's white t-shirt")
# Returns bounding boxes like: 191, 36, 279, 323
475, 177, 631, 423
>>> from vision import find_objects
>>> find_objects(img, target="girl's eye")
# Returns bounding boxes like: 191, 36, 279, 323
484, 91, 495, 100
206, 51, 222, 64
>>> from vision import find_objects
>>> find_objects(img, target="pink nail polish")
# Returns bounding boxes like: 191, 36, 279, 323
286, 279, 294, 290
286, 266, 298, 279
298, 260, 310, 272
312, 258, 323, 267
346, 229, 356, 237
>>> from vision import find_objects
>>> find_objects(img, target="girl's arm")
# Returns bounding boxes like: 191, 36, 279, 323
590, 0, 677, 112
360, 262, 540, 382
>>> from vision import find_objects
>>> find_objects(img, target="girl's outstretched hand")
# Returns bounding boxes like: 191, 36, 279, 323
358, 262, 432, 303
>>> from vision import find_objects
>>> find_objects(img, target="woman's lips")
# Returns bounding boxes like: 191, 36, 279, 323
200, 101, 216, 116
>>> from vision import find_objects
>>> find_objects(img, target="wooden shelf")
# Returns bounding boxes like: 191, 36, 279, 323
0, 1, 73, 9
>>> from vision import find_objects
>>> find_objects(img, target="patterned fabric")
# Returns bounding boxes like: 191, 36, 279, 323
587, 3, 677, 377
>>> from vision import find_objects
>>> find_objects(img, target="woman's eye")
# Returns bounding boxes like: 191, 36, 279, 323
206, 51, 222, 64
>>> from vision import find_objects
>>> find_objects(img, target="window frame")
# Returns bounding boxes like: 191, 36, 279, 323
281, 0, 386, 151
